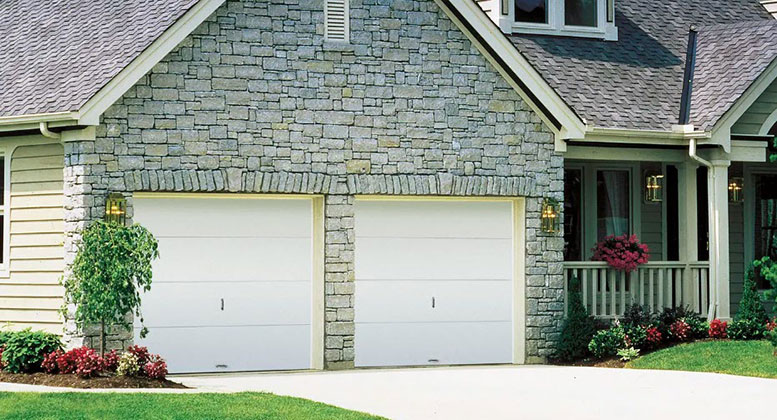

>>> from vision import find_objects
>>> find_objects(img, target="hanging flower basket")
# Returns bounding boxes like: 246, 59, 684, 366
592, 234, 650, 272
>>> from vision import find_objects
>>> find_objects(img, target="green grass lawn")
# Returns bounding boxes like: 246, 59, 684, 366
0, 392, 384, 420
627, 340, 777, 379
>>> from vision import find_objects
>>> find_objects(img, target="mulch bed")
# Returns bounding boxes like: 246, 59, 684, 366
565, 357, 627, 369
0, 371, 187, 389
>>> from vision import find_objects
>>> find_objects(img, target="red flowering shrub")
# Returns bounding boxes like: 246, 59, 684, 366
74, 347, 104, 378
592, 234, 650, 272
127, 345, 150, 365
103, 350, 120, 372
670, 320, 691, 341
709, 319, 728, 339
0, 346, 5, 369
645, 326, 662, 347
766, 318, 777, 332
56, 347, 88, 374
41, 350, 63, 374
143, 354, 168, 380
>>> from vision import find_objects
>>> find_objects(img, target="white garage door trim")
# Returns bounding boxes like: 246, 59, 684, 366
354, 196, 526, 366
133, 193, 325, 372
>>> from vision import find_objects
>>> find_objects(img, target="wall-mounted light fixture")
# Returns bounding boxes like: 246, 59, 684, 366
541, 199, 560, 234
104, 193, 127, 225
644, 173, 664, 203
728, 177, 744, 203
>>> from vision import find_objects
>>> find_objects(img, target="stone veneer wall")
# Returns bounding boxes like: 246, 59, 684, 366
62, 0, 564, 365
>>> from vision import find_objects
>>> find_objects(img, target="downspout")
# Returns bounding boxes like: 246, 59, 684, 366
39, 122, 61, 140
682, 26, 718, 319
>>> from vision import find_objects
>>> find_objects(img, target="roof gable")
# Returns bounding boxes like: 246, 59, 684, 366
509, 0, 773, 132
0, 0, 199, 118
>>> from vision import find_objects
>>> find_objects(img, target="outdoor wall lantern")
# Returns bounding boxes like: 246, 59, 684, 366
729, 177, 744, 203
104, 193, 127, 225
541, 199, 560, 234
644, 173, 664, 203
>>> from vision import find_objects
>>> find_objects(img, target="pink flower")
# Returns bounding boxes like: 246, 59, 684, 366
591, 234, 650, 272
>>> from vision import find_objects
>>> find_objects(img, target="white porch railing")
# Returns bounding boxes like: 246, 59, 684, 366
563, 261, 711, 319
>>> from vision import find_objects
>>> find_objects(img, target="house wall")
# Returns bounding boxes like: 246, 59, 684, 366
640, 162, 664, 261
61, 0, 564, 365
1, 141, 65, 334
729, 162, 746, 314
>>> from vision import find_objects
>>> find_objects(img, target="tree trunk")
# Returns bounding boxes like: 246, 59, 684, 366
99, 319, 106, 356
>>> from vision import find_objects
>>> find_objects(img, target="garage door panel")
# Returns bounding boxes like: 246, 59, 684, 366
355, 237, 512, 280
134, 198, 312, 238
355, 280, 511, 323
355, 322, 512, 367
153, 237, 311, 282
136, 325, 310, 373
140, 281, 311, 327
355, 201, 512, 239
133, 196, 314, 373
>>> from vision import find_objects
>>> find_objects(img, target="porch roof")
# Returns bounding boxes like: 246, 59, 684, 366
509, 0, 774, 132
690, 20, 777, 132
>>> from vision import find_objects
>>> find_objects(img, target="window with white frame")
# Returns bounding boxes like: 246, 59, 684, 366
501, 0, 618, 41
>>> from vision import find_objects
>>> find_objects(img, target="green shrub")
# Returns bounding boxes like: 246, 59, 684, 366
621, 304, 653, 329
624, 324, 647, 349
617, 347, 640, 362
735, 266, 768, 325
0, 330, 15, 348
1, 329, 62, 373
728, 318, 766, 340
588, 325, 626, 359
684, 316, 709, 339
656, 306, 696, 336
554, 276, 596, 362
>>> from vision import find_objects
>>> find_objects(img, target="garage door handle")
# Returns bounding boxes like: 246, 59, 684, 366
221, 298, 224, 311
432, 297, 435, 308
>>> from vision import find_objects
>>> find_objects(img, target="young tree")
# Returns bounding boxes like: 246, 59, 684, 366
63, 221, 159, 355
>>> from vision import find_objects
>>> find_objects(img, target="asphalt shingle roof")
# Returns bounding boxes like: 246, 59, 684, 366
690, 21, 777, 131
0, 0, 199, 118
509, 0, 773, 131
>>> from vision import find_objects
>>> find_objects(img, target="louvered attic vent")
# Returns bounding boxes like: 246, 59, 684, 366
325, 0, 349, 42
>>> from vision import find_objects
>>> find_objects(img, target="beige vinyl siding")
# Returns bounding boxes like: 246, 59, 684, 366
2, 143, 65, 334
731, 79, 777, 134
640, 163, 664, 261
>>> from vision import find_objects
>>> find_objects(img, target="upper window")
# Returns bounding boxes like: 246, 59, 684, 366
501, 0, 617, 41
565, 0, 597, 27
516, 0, 548, 24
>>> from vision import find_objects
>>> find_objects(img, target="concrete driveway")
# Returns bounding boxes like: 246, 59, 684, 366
176, 365, 776, 420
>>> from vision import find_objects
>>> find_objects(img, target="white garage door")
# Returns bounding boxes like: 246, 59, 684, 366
355, 200, 515, 367
133, 195, 314, 373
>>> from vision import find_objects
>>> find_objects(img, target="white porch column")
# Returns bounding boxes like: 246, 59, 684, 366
708, 160, 731, 320
678, 162, 699, 309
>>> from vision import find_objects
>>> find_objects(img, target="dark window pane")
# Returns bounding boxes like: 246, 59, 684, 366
564, 169, 583, 261
516, 0, 548, 23
0, 157, 4, 206
0, 215, 4, 263
754, 174, 777, 289
697, 167, 709, 261
597, 170, 630, 241
666, 166, 679, 261
565, 0, 598, 27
